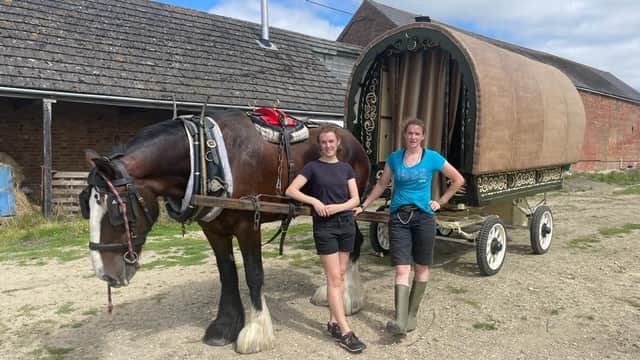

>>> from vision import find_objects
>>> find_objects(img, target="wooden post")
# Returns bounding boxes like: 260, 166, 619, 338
42, 99, 56, 218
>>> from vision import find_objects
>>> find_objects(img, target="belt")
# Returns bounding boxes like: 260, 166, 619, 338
397, 205, 419, 212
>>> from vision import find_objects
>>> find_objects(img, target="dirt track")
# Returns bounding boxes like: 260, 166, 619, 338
1, 177, 639, 359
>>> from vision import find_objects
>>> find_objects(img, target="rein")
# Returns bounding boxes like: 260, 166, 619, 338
100, 174, 139, 265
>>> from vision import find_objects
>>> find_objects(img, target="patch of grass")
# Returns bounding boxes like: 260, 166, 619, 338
0, 215, 88, 264
288, 254, 319, 269
147, 222, 200, 237
570, 169, 640, 185
598, 224, 640, 237
142, 235, 210, 270
567, 236, 600, 250
446, 286, 468, 294
55, 302, 75, 315
0, 321, 8, 335
459, 299, 480, 308
614, 185, 640, 195
262, 249, 281, 259
472, 321, 497, 331
82, 308, 100, 316
290, 237, 316, 251
44, 346, 74, 358
550, 309, 560, 316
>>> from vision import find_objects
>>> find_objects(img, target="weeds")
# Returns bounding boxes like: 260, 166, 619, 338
613, 185, 640, 195
447, 286, 468, 294
55, 302, 75, 315
567, 236, 600, 250
569, 169, 640, 185
81, 308, 99, 316
598, 224, 640, 237
472, 321, 497, 330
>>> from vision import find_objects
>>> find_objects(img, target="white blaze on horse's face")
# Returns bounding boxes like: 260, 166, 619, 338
89, 188, 108, 280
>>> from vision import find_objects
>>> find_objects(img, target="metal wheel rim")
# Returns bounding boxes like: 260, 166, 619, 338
377, 224, 390, 251
485, 223, 506, 270
538, 211, 553, 250
437, 224, 453, 236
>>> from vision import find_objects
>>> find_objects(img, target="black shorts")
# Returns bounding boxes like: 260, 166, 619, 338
312, 213, 356, 255
388, 207, 436, 266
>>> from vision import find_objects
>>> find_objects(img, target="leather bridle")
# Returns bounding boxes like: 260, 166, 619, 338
81, 158, 154, 264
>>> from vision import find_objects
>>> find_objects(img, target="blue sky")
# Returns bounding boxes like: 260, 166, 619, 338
155, 0, 640, 90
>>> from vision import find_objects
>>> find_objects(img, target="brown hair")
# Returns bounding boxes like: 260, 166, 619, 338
316, 125, 341, 143
402, 119, 425, 135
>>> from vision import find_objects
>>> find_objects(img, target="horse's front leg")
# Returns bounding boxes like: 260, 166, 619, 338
234, 220, 274, 354
311, 223, 365, 315
201, 229, 245, 346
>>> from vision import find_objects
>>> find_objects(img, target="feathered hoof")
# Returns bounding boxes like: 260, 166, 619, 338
310, 285, 328, 307
234, 302, 274, 354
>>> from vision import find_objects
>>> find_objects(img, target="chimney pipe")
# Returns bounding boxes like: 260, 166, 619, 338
257, 0, 276, 49
260, 0, 269, 41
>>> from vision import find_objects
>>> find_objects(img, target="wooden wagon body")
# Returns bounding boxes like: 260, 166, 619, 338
345, 21, 585, 206
343, 21, 587, 274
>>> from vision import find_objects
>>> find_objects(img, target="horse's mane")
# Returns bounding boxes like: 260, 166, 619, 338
125, 119, 184, 154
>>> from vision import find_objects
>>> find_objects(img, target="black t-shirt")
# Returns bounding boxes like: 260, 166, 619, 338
299, 160, 355, 218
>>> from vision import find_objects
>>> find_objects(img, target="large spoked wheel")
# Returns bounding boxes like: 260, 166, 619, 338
369, 206, 390, 254
476, 216, 507, 276
530, 205, 553, 254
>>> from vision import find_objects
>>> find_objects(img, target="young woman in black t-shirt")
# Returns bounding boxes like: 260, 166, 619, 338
285, 126, 366, 354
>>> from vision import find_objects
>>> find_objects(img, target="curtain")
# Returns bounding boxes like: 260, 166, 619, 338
387, 48, 462, 199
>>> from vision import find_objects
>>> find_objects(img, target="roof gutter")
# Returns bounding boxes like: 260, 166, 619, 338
575, 86, 640, 105
0, 86, 344, 117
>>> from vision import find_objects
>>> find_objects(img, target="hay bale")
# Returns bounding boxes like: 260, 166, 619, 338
0, 152, 25, 187
0, 152, 35, 215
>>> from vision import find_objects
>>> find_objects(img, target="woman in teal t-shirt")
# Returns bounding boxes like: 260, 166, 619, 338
354, 119, 465, 336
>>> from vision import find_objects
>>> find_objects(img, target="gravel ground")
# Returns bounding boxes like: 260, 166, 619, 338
1, 177, 639, 359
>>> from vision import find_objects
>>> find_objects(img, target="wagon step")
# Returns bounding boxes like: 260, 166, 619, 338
191, 195, 389, 224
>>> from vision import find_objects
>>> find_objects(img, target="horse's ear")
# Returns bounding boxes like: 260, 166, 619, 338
84, 149, 100, 169
93, 158, 116, 179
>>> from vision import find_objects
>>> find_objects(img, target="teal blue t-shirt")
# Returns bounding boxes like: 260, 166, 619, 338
385, 148, 445, 214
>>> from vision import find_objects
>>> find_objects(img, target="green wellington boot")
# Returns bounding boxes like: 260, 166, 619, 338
386, 284, 410, 336
406, 281, 427, 332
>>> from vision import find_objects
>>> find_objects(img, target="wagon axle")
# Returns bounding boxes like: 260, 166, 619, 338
490, 237, 503, 254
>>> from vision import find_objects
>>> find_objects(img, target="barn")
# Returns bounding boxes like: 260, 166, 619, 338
0, 0, 359, 215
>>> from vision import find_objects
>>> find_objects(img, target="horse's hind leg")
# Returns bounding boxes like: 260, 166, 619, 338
311, 223, 365, 315
202, 229, 245, 346
234, 221, 274, 354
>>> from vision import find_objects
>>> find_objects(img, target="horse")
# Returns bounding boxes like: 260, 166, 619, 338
81, 109, 370, 354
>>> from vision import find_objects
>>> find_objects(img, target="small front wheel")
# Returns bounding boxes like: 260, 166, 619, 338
530, 206, 553, 254
476, 216, 507, 276
369, 205, 390, 254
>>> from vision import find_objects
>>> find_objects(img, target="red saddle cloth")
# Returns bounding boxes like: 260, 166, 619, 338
254, 107, 297, 127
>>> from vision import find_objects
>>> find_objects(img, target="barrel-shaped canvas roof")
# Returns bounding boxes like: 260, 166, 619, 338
345, 22, 586, 175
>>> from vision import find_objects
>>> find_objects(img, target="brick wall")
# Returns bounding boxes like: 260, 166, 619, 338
337, 2, 396, 47
572, 91, 640, 171
0, 98, 172, 201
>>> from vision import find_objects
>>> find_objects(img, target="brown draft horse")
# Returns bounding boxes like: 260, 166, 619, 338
82, 109, 370, 354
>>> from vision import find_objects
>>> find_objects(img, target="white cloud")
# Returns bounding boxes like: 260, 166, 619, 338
375, 0, 640, 90
209, 0, 347, 40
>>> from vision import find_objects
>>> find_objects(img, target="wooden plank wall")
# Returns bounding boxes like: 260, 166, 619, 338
52, 171, 87, 215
